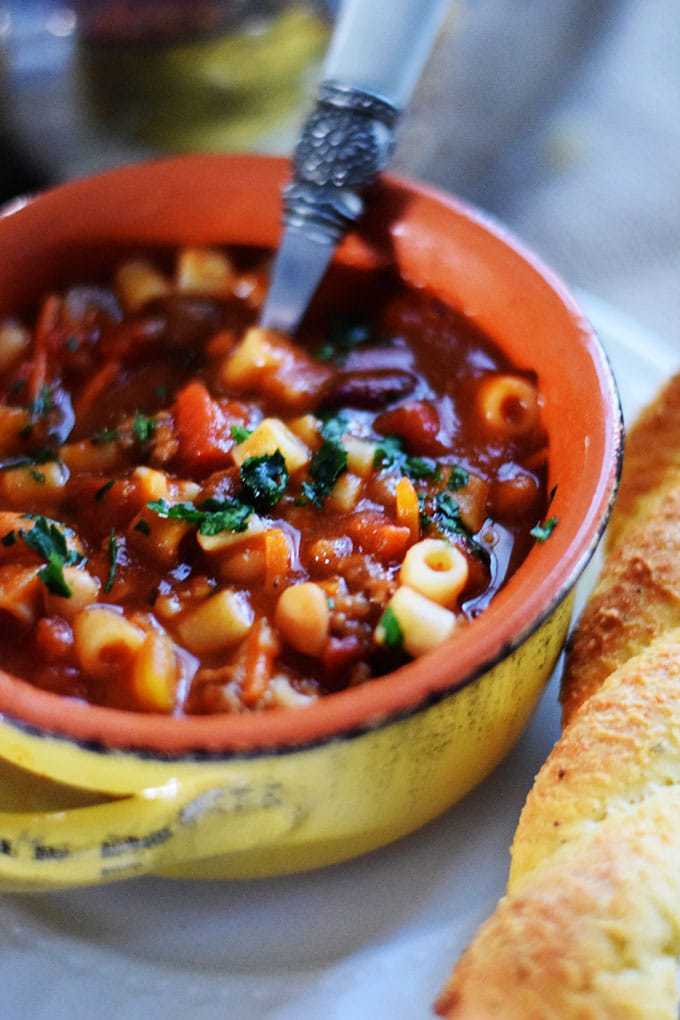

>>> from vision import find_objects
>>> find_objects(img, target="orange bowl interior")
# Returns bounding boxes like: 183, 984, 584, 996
0, 155, 622, 755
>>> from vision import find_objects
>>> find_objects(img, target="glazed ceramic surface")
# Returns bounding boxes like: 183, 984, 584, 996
0, 157, 621, 887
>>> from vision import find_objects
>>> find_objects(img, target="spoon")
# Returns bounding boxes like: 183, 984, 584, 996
260, 0, 451, 335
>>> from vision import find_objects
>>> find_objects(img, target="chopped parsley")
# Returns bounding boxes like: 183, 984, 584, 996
301, 439, 348, 508
65, 336, 80, 353
1, 531, 16, 547
230, 424, 252, 444
433, 492, 468, 538
29, 468, 46, 484
95, 479, 115, 502
373, 434, 439, 480
91, 428, 120, 446
134, 518, 151, 536
320, 412, 348, 444
378, 606, 403, 650
316, 320, 371, 363
132, 413, 156, 444
239, 451, 289, 510
104, 530, 120, 593
147, 498, 252, 536
19, 515, 83, 598
530, 516, 559, 542
448, 465, 470, 491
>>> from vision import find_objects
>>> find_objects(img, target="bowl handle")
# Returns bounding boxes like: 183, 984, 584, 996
0, 773, 306, 891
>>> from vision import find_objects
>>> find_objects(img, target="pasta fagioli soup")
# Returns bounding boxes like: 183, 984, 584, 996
0, 247, 553, 714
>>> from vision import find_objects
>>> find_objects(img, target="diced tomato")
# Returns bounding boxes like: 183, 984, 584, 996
374, 400, 447, 455
174, 380, 237, 471
346, 512, 411, 563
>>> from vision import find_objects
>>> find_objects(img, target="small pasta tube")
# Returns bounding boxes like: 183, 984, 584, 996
328, 472, 363, 513
131, 465, 169, 503
219, 327, 284, 390
231, 418, 310, 474
395, 476, 420, 540
60, 439, 124, 474
44, 567, 100, 619
0, 319, 30, 373
115, 259, 170, 313
175, 589, 254, 655
175, 247, 235, 297
128, 512, 191, 567
274, 581, 330, 657
343, 436, 376, 479
399, 539, 468, 608
130, 630, 178, 713
219, 542, 266, 584
376, 586, 456, 657
73, 606, 146, 679
477, 374, 539, 437
288, 414, 322, 449
197, 513, 265, 554
0, 461, 69, 507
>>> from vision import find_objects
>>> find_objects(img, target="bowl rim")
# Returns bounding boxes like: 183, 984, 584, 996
0, 153, 624, 759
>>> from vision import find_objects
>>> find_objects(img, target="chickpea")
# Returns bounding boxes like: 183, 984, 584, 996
275, 582, 330, 657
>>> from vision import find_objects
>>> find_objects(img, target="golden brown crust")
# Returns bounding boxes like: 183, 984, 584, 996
606, 372, 680, 552
435, 790, 680, 1020
560, 485, 680, 725
512, 628, 680, 886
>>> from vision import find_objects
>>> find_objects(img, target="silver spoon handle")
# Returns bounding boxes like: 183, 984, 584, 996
261, 0, 450, 333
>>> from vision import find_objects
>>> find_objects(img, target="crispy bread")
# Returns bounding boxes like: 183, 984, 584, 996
436, 630, 680, 1019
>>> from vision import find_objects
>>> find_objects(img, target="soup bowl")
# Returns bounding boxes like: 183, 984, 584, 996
0, 155, 621, 889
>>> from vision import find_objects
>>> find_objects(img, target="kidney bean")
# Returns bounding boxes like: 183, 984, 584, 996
374, 400, 448, 455
322, 369, 417, 410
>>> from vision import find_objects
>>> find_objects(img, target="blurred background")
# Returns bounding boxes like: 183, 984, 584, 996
0, 0, 678, 347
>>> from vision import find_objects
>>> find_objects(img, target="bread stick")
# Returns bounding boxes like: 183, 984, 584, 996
436, 629, 680, 1020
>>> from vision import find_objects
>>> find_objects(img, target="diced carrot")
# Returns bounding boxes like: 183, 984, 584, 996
174, 380, 234, 471
264, 528, 291, 593
374, 400, 446, 455
239, 618, 280, 706
346, 512, 411, 563
395, 476, 420, 541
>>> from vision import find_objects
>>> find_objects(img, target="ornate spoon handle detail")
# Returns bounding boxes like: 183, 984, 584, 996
283, 81, 400, 244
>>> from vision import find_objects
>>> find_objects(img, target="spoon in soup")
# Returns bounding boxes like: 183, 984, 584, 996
260, 0, 451, 336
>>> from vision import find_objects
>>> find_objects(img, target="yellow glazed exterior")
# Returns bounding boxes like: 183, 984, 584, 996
0, 596, 572, 890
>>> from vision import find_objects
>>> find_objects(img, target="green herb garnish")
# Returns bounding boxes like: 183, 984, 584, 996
29, 384, 54, 420
230, 424, 252, 444
1, 531, 16, 547
320, 412, 348, 444
65, 337, 80, 353
373, 434, 438, 480
147, 498, 252, 536
433, 492, 468, 538
378, 606, 403, 650
530, 516, 559, 542
132, 413, 156, 444
134, 518, 151, 536
240, 451, 289, 511
19, 515, 83, 598
448, 466, 470, 491
30, 468, 46, 484
95, 479, 115, 502
301, 440, 348, 507
316, 321, 371, 363
104, 530, 120, 593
